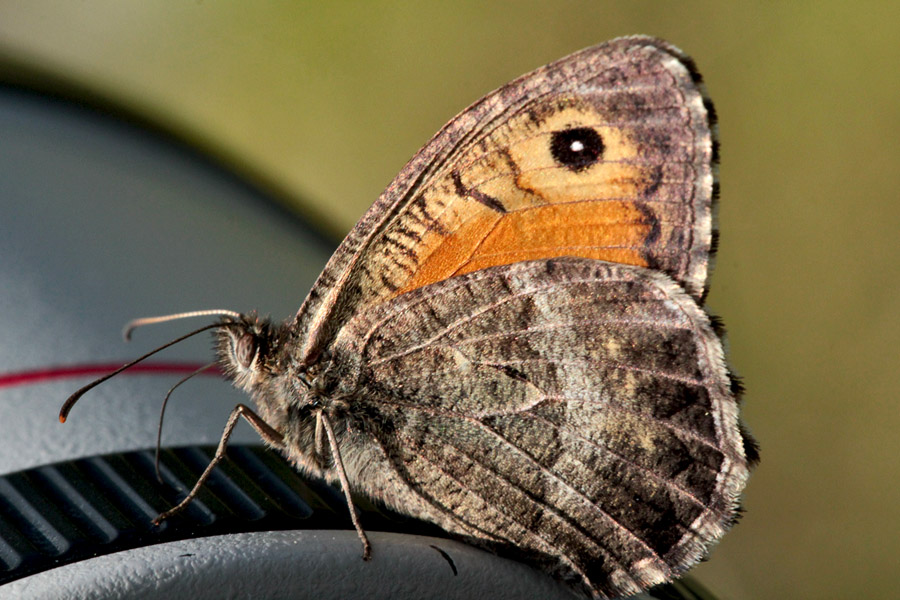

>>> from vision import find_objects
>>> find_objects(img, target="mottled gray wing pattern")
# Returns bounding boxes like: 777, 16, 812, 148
324, 257, 749, 599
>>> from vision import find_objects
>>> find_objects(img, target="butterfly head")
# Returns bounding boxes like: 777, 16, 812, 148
215, 313, 299, 397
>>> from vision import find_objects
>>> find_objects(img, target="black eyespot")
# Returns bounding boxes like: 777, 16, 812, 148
550, 127, 604, 172
235, 333, 256, 369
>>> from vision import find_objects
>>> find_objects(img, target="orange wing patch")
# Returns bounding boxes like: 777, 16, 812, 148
388, 102, 655, 297
398, 200, 649, 295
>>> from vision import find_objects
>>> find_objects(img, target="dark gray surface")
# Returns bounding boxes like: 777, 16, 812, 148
0, 87, 332, 475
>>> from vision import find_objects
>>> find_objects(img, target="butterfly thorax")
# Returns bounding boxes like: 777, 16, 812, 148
215, 314, 365, 473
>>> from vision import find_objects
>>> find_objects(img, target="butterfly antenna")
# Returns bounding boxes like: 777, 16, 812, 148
124, 309, 241, 341
60, 321, 232, 423
155, 361, 217, 483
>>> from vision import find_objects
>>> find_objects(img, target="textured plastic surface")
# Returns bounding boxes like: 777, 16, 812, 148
4, 531, 574, 600
0, 444, 575, 599
0, 445, 415, 584
0, 447, 697, 599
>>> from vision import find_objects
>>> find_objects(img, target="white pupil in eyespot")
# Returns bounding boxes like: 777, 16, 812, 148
570, 140, 585, 152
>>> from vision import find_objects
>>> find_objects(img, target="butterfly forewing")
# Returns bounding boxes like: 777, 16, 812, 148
293, 37, 717, 363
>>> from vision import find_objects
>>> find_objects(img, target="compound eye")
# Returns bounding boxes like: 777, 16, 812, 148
235, 333, 256, 369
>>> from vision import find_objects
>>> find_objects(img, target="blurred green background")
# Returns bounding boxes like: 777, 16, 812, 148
1, 3, 897, 598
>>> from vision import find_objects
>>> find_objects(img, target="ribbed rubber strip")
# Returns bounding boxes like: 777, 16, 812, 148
0, 445, 716, 598
0, 444, 443, 585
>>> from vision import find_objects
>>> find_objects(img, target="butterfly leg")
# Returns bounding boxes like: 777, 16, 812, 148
320, 411, 372, 561
152, 403, 284, 525
314, 410, 326, 464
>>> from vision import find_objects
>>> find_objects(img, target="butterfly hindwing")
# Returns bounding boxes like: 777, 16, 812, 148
321, 257, 748, 599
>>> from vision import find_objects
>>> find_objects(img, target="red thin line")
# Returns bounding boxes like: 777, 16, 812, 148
0, 363, 223, 389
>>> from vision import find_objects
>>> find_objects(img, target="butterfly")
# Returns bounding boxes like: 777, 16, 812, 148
63, 35, 757, 599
